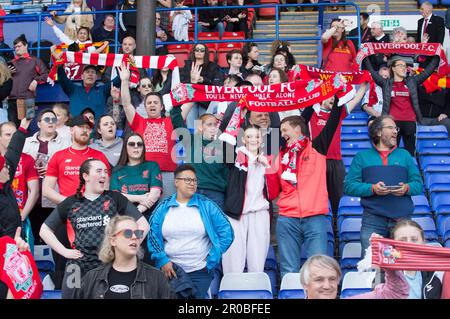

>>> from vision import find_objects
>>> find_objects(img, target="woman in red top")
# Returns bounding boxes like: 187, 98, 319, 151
321, 19, 357, 72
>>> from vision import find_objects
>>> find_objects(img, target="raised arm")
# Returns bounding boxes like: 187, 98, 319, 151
118, 63, 136, 125
415, 55, 440, 84
312, 97, 343, 156
363, 58, 386, 87
346, 82, 369, 113
321, 25, 337, 44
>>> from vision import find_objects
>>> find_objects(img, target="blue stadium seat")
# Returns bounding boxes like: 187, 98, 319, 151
342, 112, 368, 126
412, 216, 438, 242
342, 156, 353, 168
341, 141, 371, 156
418, 0, 438, 5
417, 140, 450, 156
411, 195, 432, 216
278, 273, 305, 299
41, 290, 62, 299
431, 192, 450, 214
340, 242, 362, 269
218, 272, 273, 299
437, 215, 450, 239
425, 173, 450, 192
338, 196, 362, 216
36, 83, 69, 103
420, 156, 450, 172
341, 126, 369, 141
338, 217, 362, 242
416, 125, 448, 139
340, 271, 375, 299
34, 245, 55, 272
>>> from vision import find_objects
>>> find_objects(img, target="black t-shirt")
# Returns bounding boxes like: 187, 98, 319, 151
44, 191, 142, 274
104, 267, 137, 299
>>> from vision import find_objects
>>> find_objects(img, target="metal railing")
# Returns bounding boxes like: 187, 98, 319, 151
0, 2, 361, 67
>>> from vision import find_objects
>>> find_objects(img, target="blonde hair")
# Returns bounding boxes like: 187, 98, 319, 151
0, 62, 12, 86
98, 215, 144, 263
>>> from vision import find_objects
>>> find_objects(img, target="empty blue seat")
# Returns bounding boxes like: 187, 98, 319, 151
418, 0, 438, 5
338, 217, 362, 242
431, 192, 450, 214
425, 173, 450, 192
411, 195, 432, 216
341, 126, 369, 141
342, 112, 368, 126
41, 290, 62, 299
412, 216, 438, 241
278, 273, 305, 299
420, 156, 450, 172
417, 140, 450, 155
417, 125, 448, 139
340, 242, 362, 269
340, 271, 375, 299
338, 196, 362, 215
342, 156, 354, 167
341, 141, 371, 156
437, 215, 450, 239
218, 272, 273, 299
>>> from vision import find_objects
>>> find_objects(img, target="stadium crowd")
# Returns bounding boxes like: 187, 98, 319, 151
0, 0, 450, 300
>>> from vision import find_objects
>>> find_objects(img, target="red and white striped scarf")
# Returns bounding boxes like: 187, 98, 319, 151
48, 52, 180, 88
371, 237, 450, 271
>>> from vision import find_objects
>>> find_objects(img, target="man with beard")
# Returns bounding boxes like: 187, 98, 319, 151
42, 115, 110, 289
344, 115, 423, 255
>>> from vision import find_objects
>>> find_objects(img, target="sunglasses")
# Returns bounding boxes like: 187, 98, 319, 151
195, 48, 206, 53
115, 229, 144, 239
140, 84, 152, 88
127, 141, 144, 148
41, 117, 57, 124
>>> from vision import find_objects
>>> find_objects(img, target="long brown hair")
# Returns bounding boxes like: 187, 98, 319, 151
390, 219, 425, 241
116, 133, 146, 167
0, 62, 11, 86
189, 44, 210, 65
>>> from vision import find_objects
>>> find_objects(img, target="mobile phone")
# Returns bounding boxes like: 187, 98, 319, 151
25, 98, 35, 120
384, 185, 402, 190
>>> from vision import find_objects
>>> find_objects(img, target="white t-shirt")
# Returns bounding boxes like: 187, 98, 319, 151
242, 153, 269, 214
162, 202, 211, 273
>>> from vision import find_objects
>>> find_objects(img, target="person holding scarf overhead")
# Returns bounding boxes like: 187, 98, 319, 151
266, 95, 344, 279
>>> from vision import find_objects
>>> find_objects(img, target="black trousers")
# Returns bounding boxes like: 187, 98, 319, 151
7, 99, 20, 128
395, 120, 416, 156
326, 159, 346, 215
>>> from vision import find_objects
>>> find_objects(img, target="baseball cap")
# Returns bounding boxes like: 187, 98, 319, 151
69, 115, 94, 128
82, 64, 99, 73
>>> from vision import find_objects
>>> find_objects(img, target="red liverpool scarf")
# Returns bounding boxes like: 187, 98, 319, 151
289, 64, 378, 107
217, 77, 350, 145
48, 42, 108, 84
49, 52, 180, 88
164, 75, 349, 111
371, 237, 450, 271
356, 42, 450, 75
280, 136, 310, 185
0, 236, 42, 299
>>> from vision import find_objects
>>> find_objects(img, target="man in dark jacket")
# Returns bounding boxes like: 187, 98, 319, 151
369, 21, 390, 71
8, 35, 48, 127
348, 12, 373, 50
0, 118, 31, 238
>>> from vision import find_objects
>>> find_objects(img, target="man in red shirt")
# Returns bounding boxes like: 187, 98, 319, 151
118, 64, 192, 199
303, 83, 368, 215
43, 115, 110, 204
0, 122, 39, 249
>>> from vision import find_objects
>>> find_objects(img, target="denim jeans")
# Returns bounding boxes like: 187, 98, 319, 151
197, 189, 225, 210
188, 267, 214, 299
199, 22, 225, 38
276, 214, 328, 278
360, 211, 411, 257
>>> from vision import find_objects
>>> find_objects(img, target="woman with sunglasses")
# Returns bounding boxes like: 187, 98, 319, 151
90, 114, 123, 167
133, 77, 154, 119
180, 43, 224, 129
76, 215, 175, 299
40, 158, 150, 299
111, 133, 162, 216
